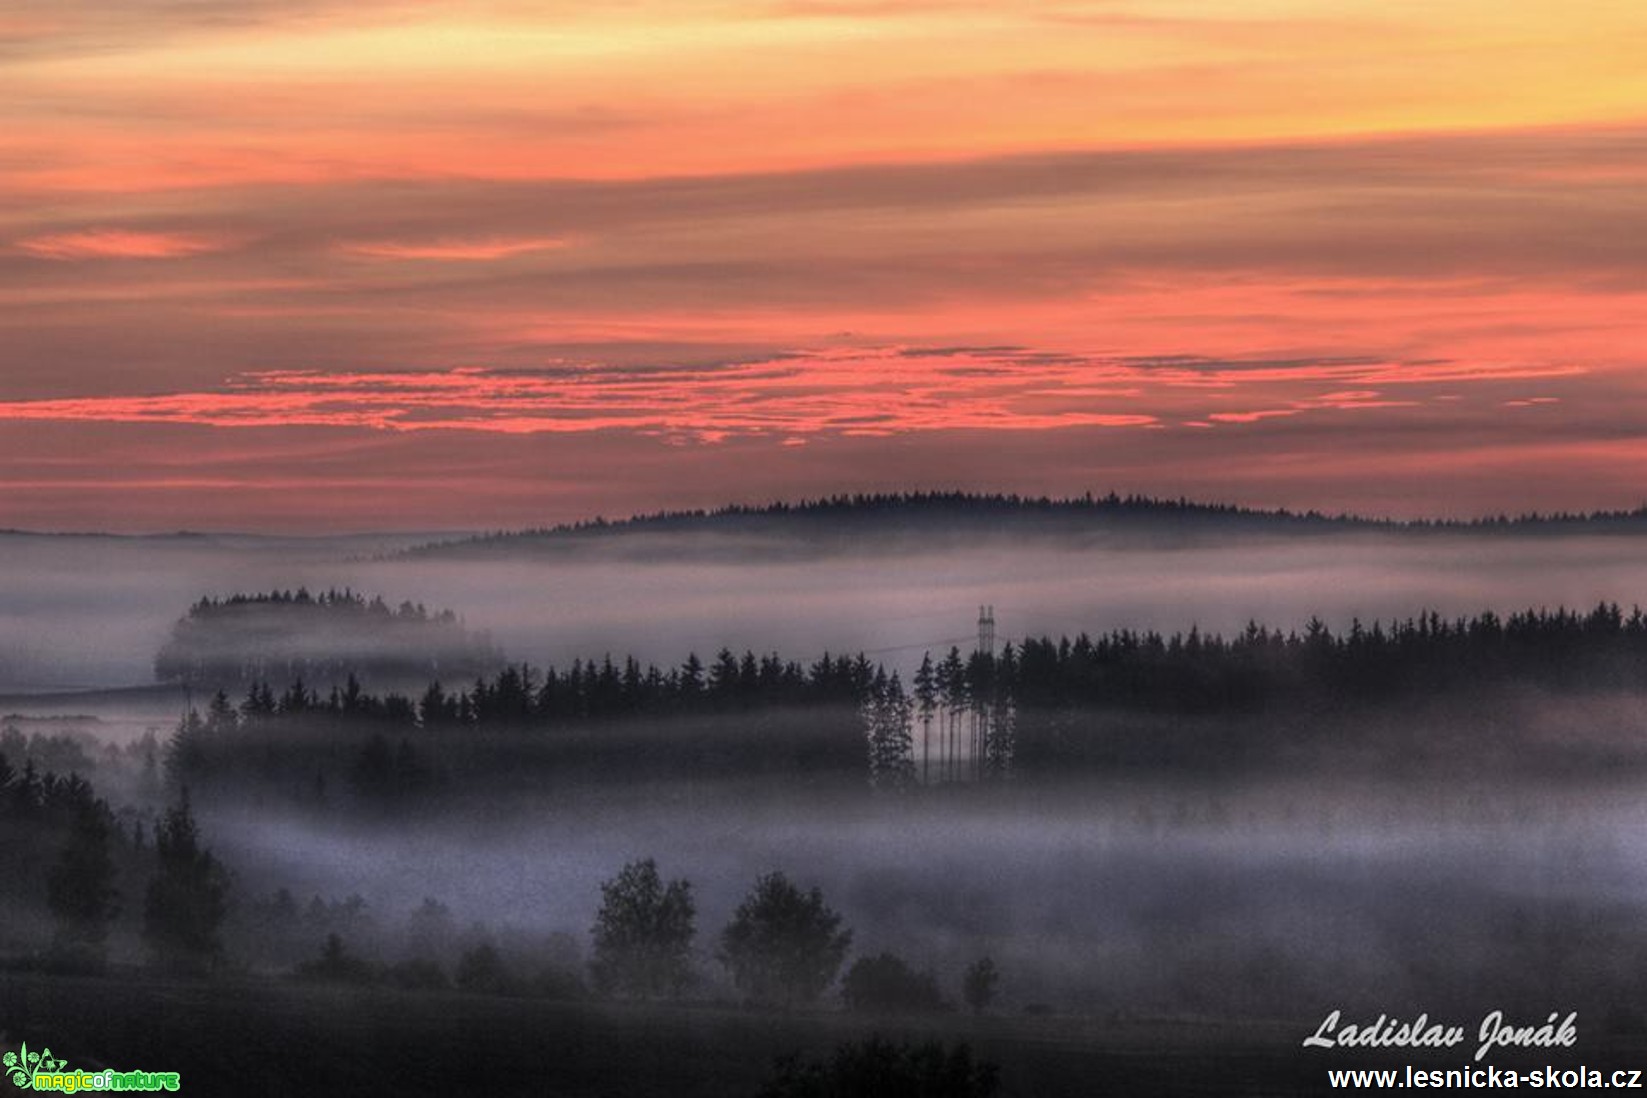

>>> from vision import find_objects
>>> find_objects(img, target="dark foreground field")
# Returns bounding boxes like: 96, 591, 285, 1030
6, 973, 1645, 1097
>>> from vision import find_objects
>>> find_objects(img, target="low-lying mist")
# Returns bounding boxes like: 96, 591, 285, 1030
9, 528, 1647, 698
185, 767, 1647, 1020
10, 522, 1647, 1024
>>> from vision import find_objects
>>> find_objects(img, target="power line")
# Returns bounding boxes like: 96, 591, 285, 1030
856, 634, 976, 657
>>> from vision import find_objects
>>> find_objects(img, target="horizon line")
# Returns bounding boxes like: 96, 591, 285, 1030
8, 489, 1647, 541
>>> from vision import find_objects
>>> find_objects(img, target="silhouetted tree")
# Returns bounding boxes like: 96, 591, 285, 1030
418, 681, 457, 729
240, 681, 277, 722
720, 871, 851, 1008
937, 647, 967, 782
45, 792, 120, 963
677, 653, 706, 701
163, 708, 208, 790
589, 858, 696, 998
982, 696, 1016, 781
913, 653, 937, 783
142, 790, 231, 973
9, 757, 41, 818
710, 648, 742, 704
204, 690, 238, 734
296, 933, 376, 985
841, 952, 944, 1013
863, 673, 915, 790
962, 956, 999, 1014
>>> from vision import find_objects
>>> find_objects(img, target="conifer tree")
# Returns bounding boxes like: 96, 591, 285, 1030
143, 790, 231, 973
47, 795, 120, 959
913, 653, 937, 784
863, 673, 915, 789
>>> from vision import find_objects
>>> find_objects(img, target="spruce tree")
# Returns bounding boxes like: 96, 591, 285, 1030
46, 796, 120, 962
142, 790, 230, 973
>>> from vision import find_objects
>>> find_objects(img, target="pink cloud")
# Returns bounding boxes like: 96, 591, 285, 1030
0, 349, 1164, 439
340, 236, 572, 261
0, 345, 1585, 444
1207, 409, 1300, 424
15, 229, 226, 260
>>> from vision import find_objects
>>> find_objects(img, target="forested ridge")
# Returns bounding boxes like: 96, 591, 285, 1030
400, 491, 1647, 557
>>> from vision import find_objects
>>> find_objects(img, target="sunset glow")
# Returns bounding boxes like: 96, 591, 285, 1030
3, 1, 1645, 530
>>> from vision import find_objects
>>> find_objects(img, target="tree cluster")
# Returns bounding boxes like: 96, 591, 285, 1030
183, 647, 882, 737
0, 752, 229, 974
0, 755, 124, 968
154, 588, 501, 688
1003, 603, 1647, 715
162, 650, 889, 803
589, 858, 696, 998
424, 649, 880, 728
591, 861, 853, 1009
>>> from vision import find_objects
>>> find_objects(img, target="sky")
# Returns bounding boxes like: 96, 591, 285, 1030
2, 0, 1645, 532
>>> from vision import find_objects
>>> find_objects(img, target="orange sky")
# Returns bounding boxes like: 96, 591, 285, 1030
2, 1, 1645, 530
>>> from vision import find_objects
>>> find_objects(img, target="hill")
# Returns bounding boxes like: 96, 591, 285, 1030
396, 492, 1647, 560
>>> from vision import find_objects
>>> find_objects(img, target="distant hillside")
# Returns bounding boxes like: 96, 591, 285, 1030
154, 588, 504, 690
396, 492, 1647, 560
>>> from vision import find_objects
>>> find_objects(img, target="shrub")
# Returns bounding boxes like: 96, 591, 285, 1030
841, 953, 945, 1013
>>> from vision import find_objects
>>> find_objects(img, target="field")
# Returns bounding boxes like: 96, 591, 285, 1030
16, 971, 1640, 1097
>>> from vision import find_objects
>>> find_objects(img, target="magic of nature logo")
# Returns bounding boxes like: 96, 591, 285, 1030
5, 1041, 180, 1092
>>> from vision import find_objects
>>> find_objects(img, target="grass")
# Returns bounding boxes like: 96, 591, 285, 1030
8, 973, 1646, 1097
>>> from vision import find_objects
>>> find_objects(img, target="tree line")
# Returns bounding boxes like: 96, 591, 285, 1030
240, 600, 1647, 725
187, 647, 880, 730
162, 650, 891, 803
423, 649, 880, 727
1003, 602, 1647, 715
288, 854, 1000, 1021
0, 754, 229, 975
159, 600, 1647, 799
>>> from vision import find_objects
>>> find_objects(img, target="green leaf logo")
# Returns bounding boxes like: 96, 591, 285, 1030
5, 1042, 67, 1087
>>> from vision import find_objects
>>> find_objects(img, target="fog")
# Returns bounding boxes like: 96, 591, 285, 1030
0, 533, 430, 694
8, 528, 1647, 699
187, 773, 1647, 1016
7, 523, 1647, 1035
